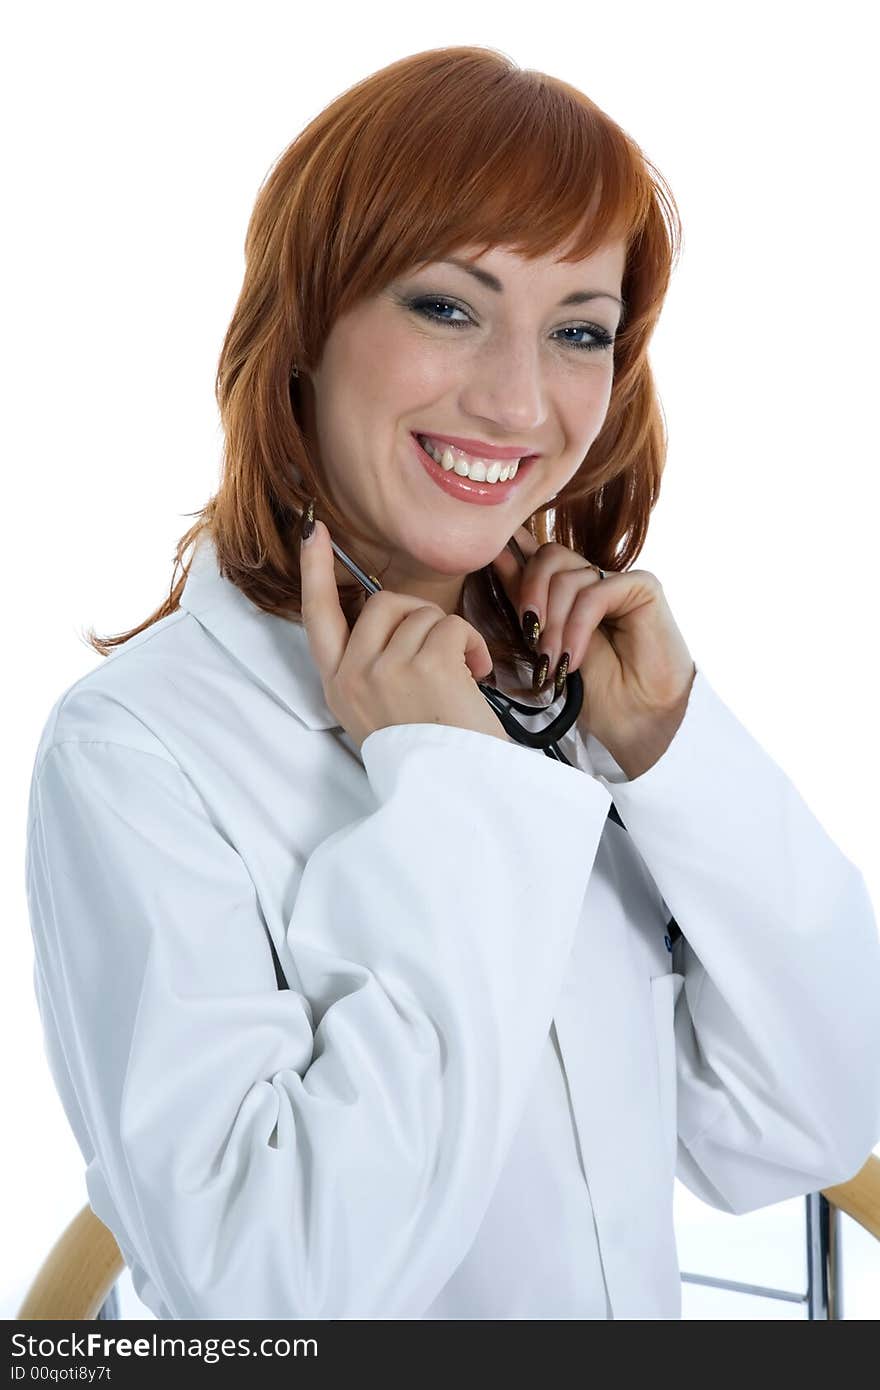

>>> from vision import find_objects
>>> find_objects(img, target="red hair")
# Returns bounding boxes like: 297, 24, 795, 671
84, 44, 682, 692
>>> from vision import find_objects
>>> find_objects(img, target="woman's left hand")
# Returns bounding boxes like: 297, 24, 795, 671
489, 525, 697, 780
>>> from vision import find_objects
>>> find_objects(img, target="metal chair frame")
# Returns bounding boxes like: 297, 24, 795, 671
679, 1191, 843, 1318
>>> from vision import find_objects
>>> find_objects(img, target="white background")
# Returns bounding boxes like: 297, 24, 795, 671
3, 1, 878, 1320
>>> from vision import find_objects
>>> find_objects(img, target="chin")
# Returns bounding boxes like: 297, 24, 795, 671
402, 532, 496, 576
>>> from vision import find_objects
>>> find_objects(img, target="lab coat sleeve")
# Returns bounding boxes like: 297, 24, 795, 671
586, 666, 880, 1215
25, 716, 612, 1319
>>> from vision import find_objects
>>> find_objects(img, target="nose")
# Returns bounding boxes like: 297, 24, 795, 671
458, 338, 547, 437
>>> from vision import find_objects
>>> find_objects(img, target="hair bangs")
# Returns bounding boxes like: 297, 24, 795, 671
309, 50, 658, 334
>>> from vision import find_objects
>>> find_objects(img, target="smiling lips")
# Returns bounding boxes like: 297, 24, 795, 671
416, 430, 535, 463
411, 432, 535, 505
418, 434, 524, 482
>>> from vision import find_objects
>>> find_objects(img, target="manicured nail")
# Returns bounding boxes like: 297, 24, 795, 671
553, 652, 570, 698
532, 652, 550, 692
522, 610, 541, 649
300, 498, 316, 543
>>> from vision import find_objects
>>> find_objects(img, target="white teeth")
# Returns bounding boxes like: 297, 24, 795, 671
418, 435, 521, 484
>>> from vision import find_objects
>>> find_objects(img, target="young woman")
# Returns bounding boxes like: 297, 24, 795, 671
25, 45, 880, 1320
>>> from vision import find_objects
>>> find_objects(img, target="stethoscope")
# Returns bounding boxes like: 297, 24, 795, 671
326, 528, 584, 755
315, 522, 682, 955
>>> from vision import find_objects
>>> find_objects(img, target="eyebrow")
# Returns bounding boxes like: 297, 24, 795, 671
436, 256, 626, 315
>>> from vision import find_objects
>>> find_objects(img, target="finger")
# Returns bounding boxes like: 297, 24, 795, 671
509, 523, 541, 557
421, 614, 494, 683
298, 517, 352, 684
487, 543, 523, 596
489, 523, 540, 573
555, 571, 643, 678
487, 524, 541, 605
515, 544, 595, 651
386, 605, 494, 682
533, 565, 608, 679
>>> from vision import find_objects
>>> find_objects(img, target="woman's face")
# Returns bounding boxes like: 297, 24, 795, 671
297, 237, 627, 610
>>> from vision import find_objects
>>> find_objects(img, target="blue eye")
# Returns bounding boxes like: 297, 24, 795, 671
407, 296, 614, 353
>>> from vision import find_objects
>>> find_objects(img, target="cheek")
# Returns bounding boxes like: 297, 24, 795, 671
587, 361, 615, 415
566, 365, 614, 438
385, 340, 453, 397
554, 370, 614, 481
351, 330, 445, 416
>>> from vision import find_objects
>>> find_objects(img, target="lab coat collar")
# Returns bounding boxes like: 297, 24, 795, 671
177, 530, 605, 772
179, 531, 343, 732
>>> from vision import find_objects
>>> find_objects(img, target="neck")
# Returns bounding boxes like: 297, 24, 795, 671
333, 554, 467, 618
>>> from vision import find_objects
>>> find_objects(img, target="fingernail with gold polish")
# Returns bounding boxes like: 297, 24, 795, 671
553, 651, 570, 698
532, 652, 550, 692
522, 610, 541, 649
300, 498, 316, 542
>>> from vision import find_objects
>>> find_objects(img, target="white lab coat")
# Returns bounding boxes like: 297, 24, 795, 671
24, 532, 880, 1320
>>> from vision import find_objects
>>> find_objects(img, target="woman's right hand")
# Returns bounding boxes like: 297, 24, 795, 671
299, 516, 511, 753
